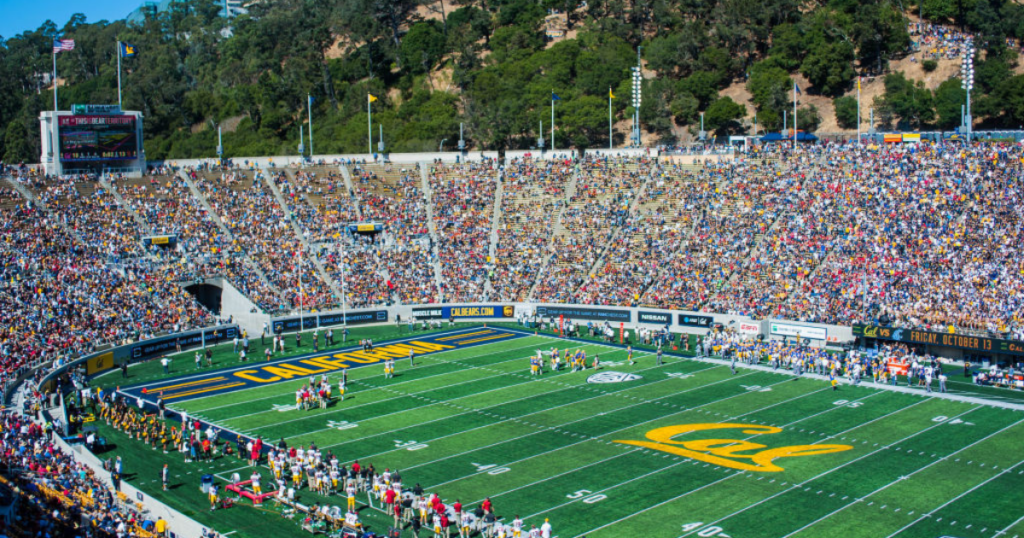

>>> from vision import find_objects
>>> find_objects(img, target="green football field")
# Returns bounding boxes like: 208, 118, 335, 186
91, 326, 1024, 538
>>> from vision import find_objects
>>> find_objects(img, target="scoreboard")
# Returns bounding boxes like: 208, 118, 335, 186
58, 114, 139, 162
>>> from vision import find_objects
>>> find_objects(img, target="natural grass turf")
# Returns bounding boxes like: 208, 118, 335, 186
82, 325, 1024, 538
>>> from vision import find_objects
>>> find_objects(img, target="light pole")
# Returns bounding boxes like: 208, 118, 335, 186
962, 44, 975, 143
439, 138, 447, 152
631, 58, 642, 147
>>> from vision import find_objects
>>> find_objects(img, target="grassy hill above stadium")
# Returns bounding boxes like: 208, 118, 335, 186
3, 0, 1024, 161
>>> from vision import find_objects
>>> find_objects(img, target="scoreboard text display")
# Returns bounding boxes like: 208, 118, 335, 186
58, 115, 138, 161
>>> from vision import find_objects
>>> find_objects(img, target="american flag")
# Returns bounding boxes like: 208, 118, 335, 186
52, 39, 75, 53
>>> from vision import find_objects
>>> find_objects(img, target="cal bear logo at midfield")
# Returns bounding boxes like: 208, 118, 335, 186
587, 371, 643, 384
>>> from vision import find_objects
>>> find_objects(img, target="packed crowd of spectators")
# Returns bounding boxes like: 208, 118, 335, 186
0, 409, 163, 537
189, 169, 337, 312
428, 162, 498, 303
0, 172, 213, 394
4, 139, 1024, 351
491, 157, 572, 302
530, 157, 647, 302
347, 164, 437, 306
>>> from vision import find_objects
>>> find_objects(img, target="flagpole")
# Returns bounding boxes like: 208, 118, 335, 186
368, 97, 372, 155
341, 240, 348, 316
115, 41, 121, 111
53, 49, 58, 113
793, 82, 798, 151
856, 77, 862, 145
307, 94, 314, 158
299, 251, 304, 329
608, 88, 613, 150
551, 91, 555, 152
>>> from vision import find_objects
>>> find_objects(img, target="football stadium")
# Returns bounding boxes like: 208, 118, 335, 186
5, 0, 1024, 537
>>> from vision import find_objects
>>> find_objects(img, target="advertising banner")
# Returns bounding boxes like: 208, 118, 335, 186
535, 306, 631, 322
411, 305, 514, 320
678, 314, 714, 328
770, 322, 827, 340
854, 325, 1024, 356
637, 311, 672, 325
131, 326, 238, 361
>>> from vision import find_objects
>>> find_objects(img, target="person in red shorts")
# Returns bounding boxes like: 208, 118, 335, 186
439, 512, 451, 538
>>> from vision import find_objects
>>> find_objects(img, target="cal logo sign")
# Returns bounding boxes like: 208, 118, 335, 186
615, 423, 852, 472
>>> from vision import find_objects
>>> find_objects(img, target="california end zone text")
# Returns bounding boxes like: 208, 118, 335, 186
121, 329, 525, 402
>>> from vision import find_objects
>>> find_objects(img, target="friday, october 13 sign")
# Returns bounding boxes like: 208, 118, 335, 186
615, 423, 852, 472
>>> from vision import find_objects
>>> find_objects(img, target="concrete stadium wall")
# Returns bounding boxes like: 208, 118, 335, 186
290, 302, 853, 347
213, 277, 271, 336
149, 147, 663, 170
53, 434, 212, 538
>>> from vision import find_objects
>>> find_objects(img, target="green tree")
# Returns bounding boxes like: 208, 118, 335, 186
3, 121, 31, 163
796, 104, 821, 131
875, 72, 935, 129
800, 40, 855, 96
833, 96, 859, 129
933, 78, 967, 129
400, 21, 446, 74
704, 96, 746, 135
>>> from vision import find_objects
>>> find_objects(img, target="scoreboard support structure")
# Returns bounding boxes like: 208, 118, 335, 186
39, 107, 145, 177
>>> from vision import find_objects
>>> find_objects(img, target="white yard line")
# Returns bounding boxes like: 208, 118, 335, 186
214, 351, 673, 478
276, 350, 655, 442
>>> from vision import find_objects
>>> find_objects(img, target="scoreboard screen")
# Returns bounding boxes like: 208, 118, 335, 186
58, 115, 138, 161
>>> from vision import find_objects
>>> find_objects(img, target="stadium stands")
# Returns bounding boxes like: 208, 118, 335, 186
1, 140, 1023, 392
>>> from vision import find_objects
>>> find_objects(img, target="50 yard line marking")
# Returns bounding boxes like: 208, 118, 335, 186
213, 350, 668, 477
573, 395, 934, 538
519, 386, 876, 522
401, 371, 800, 497
371, 364, 754, 473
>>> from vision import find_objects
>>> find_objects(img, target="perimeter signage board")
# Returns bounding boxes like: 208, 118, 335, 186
535, 306, 631, 322
854, 325, 1024, 356
638, 311, 672, 325
770, 322, 827, 341
131, 326, 238, 361
411, 305, 514, 320
677, 314, 714, 328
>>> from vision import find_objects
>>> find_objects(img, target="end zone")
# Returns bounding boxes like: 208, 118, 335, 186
117, 327, 526, 404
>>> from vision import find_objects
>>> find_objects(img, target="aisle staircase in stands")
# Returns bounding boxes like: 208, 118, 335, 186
419, 162, 445, 302
263, 166, 346, 306
177, 169, 284, 299
526, 165, 579, 300
482, 168, 505, 300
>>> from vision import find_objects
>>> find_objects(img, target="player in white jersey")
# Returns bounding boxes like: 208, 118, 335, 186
251, 471, 262, 496
346, 482, 357, 510
418, 496, 429, 525
512, 515, 523, 538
